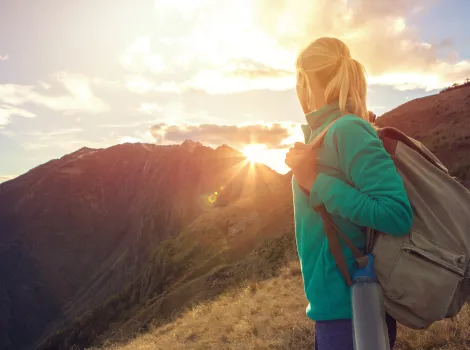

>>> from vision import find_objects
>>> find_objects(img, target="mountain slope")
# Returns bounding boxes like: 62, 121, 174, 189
39, 184, 294, 349
376, 84, 470, 181
96, 268, 470, 350
87, 88, 470, 350
0, 141, 284, 350
3, 86, 470, 350
86, 87, 470, 350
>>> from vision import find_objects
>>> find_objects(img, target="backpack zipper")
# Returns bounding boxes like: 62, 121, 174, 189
403, 245, 465, 279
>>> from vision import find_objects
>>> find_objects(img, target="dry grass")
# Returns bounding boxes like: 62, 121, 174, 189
99, 261, 470, 350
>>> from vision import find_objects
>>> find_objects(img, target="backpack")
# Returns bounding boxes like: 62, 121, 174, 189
309, 119, 470, 330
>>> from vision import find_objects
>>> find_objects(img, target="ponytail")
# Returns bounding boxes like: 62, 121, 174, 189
296, 37, 369, 121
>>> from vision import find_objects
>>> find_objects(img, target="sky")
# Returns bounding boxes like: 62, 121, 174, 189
1, 0, 470, 180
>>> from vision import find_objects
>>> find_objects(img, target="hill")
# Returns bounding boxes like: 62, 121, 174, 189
2, 86, 470, 350
94, 266, 470, 350
0, 141, 286, 350
88, 87, 470, 350
83, 88, 470, 350
40, 185, 294, 350
376, 84, 470, 183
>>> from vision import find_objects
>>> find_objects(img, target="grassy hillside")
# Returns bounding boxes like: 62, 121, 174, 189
96, 260, 470, 350
34, 87, 470, 349
39, 184, 296, 349
88, 86, 470, 350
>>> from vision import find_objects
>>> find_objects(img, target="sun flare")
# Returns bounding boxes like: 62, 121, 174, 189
242, 144, 268, 164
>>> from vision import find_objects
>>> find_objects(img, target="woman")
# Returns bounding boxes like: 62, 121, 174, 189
285, 37, 413, 349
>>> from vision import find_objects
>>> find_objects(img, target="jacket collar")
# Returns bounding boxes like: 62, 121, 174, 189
301, 101, 342, 143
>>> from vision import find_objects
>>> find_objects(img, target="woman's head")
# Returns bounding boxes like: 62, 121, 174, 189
296, 37, 368, 120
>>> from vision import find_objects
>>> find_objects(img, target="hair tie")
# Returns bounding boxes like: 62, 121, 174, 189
337, 55, 349, 65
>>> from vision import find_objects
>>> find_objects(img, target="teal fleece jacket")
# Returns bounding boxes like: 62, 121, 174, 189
292, 102, 413, 321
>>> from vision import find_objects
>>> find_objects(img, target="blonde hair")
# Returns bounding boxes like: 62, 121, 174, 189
296, 37, 368, 120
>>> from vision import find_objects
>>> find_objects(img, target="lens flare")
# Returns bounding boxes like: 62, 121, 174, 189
208, 193, 218, 204
242, 144, 267, 164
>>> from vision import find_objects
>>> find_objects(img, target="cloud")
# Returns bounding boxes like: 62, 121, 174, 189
120, 0, 469, 94
22, 138, 110, 152
120, 36, 167, 74
0, 55, 8, 61
150, 122, 295, 148
19, 127, 107, 153
38, 81, 52, 90
122, 0, 296, 94
0, 105, 36, 128
21, 126, 155, 153
125, 75, 181, 94
119, 136, 140, 144
97, 120, 154, 128
137, 103, 162, 114
19, 128, 88, 151
26, 128, 83, 137
0, 72, 109, 117
0, 175, 15, 183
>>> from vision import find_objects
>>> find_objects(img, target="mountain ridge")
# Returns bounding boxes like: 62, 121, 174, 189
1, 87, 470, 349
0, 140, 284, 350
376, 84, 470, 181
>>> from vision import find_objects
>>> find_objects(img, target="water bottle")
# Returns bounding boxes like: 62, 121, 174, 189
352, 254, 390, 350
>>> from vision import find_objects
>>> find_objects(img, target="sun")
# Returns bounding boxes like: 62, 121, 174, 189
242, 144, 267, 164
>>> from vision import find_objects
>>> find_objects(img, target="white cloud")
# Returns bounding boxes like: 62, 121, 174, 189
22, 138, 110, 152
0, 175, 15, 183
119, 136, 140, 144
38, 81, 52, 90
20, 128, 155, 154
138, 103, 162, 114
0, 129, 15, 137
120, 0, 469, 94
26, 128, 83, 137
0, 72, 109, 117
149, 121, 301, 149
154, 100, 223, 125
125, 75, 181, 94
0, 105, 36, 128
97, 120, 154, 128
117, 129, 155, 145
0, 55, 8, 61
120, 37, 167, 74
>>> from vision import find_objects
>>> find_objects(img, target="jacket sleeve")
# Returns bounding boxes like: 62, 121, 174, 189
309, 116, 413, 235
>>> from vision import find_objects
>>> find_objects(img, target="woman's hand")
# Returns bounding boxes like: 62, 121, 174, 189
285, 143, 318, 191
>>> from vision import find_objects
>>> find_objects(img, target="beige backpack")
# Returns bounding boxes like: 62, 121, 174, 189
311, 122, 470, 329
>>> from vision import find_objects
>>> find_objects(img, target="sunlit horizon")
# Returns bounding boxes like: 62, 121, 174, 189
1, 0, 470, 182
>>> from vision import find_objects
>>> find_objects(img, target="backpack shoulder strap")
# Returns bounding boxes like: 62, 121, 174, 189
304, 115, 367, 286
321, 213, 353, 286
316, 206, 365, 286
377, 127, 448, 173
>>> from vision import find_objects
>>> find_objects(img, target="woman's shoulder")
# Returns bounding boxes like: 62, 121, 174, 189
322, 114, 379, 150
329, 114, 377, 137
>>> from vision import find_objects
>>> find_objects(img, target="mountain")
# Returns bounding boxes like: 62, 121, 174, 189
40, 180, 294, 350
376, 84, 470, 183
0, 141, 286, 350
2, 86, 470, 350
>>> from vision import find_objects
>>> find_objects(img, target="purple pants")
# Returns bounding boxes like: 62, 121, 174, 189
314, 313, 397, 350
